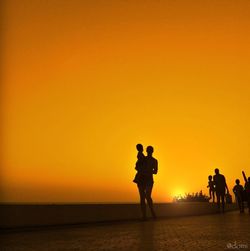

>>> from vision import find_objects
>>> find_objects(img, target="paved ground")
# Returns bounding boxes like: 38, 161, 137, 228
1, 211, 250, 251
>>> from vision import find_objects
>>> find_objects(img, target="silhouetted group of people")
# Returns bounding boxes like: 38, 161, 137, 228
207, 169, 229, 213
232, 173, 250, 214
133, 144, 158, 220
207, 169, 250, 214
132, 144, 250, 219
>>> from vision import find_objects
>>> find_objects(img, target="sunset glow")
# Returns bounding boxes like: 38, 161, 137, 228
1, 0, 250, 203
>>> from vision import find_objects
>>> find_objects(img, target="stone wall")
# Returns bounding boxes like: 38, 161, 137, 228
0, 202, 238, 229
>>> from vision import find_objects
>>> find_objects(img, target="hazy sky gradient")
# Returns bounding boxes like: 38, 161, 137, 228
2, 0, 250, 202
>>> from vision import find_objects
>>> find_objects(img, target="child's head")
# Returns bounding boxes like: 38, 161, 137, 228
235, 179, 240, 185
136, 144, 143, 152
208, 175, 212, 181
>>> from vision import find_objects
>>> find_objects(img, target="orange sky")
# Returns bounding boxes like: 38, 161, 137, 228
1, 0, 250, 203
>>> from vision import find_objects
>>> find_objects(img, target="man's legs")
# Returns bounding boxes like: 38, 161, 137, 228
145, 184, 156, 218
221, 193, 225, 213
240, 196, 244, 213
137, 184, 146, 219
247, 193, 250, 214
216, 192, 221, 211
236, 197, 242, 212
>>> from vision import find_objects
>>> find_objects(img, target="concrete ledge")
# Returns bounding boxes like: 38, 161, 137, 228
0, 203, 238, 229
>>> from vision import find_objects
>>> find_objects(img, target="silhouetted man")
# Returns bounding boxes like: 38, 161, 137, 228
213, 168, 229, 213
136, 145, 158, 220
233, 179, 244, 213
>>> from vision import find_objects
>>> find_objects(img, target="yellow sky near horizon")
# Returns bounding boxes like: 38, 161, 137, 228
1, 0, 250, 203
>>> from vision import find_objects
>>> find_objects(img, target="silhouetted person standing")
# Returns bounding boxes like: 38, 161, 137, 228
233, 179, 244, 213
207, 175, 215, 203
245, 177, 250, 214
213, 168, 229, 213
135, 145, 158, 220
133, 144, 145, 184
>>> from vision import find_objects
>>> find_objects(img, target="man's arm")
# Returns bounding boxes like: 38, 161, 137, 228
232, 186, 236, 194
213, 176, 217, 188
153, 159, 158, 174
242, 171, 247, 183
224, 176, 229, 193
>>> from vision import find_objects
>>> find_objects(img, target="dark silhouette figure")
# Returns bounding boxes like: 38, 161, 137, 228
243, 171, 250, 214
207, 175, 215, 203
233, 179, 244, 213
133, 144, 145, 184
213, 168, 229, 213
134, 145, 158, 220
